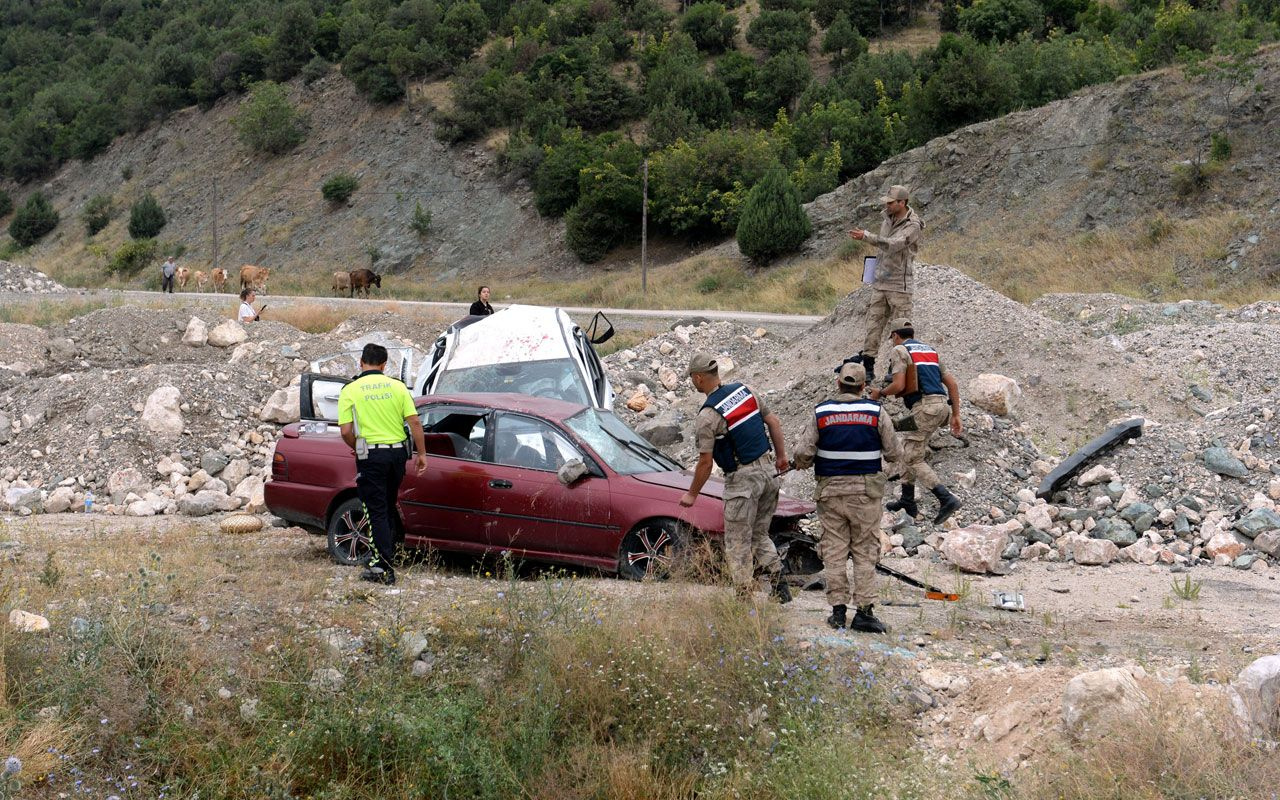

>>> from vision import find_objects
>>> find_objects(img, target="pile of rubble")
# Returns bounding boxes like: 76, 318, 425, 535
0, 260, 66, 293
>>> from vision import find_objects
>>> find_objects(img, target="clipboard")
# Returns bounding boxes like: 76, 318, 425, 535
862, 256, 878, 284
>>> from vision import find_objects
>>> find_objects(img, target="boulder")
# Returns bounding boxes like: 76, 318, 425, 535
232, 476, 266, 513
940, 520, 1019, 573
1229, 655, 1280, 738
967, 373, 1021, 416
1234, 508, 1280, 540
309, 668, 346, 694
9, 609, 50, 633
636, 417, 683, 447
156, 455, 190, 478
44, 486, 75, 514
182, 317, 208, 346
1254, 531, 1280, 557
1076, 465, 1118, 487
221, 459, 251, 489
208, 320, 247, 348
126, 499, 163, 517
107, 467, 148, 502
1119, 539, 1160, 565
1025, 503, 1054, 531
199, 451, 229, 476
1062, 666, 1150, 738
1073, 537, 1119, 566
658, 365, 680, 391
178, 490, 237, 516
142, 386, 184, 439
259, 384, 301, 424
1203, 447, 1248, 478
1205, 531, 1248, 561
4, 486, 42, 514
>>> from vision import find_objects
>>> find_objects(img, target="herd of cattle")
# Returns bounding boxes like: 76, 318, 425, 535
167, 265, 383, 298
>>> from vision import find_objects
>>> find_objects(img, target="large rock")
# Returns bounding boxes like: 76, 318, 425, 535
1229, 655, 1280, 738
1062, 666, 1150, 738
658, 365, 680, 391
221, 459, 251, 489
636, 417, 683, 447
1234, 508, 1280, 540
232, 476, 266, 513
967, 373, 1021, 416
1203, 447, 1248, 478
208, 320, 247, 348
178, 490, 238, 516
1254, 531, 1280, 557
9, 609, 50, 632
107, 467, 148, 502
1073, 537, 1120, 566
940, 520, 1019, 573
126, 498, 163, 517
1205, 531, 1248, 561
1119, 539, 1159, 565
4, 486, 42, 514
259, 385, 301, 424
182, 317, 208, 346
1076, 465, 1118, 487
142, 386, 184, 439
44, 486, 75, 514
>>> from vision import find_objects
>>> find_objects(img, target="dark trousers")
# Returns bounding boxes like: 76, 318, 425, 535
161, 275, 174, 293
355, 447, 406, 572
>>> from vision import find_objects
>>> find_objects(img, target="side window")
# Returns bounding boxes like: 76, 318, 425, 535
419, 407, 487, 461
494, 413, 582, 471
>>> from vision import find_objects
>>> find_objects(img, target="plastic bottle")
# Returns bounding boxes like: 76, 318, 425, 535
84, 491, 94, 513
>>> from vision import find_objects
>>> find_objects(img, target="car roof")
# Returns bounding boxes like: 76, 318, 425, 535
443, 305, 576, 369
418, 392, 590, 421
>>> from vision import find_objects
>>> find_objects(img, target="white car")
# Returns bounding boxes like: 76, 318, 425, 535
413, 305, 615, 410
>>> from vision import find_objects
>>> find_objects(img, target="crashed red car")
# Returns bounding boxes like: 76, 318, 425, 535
265, 380, 814, 578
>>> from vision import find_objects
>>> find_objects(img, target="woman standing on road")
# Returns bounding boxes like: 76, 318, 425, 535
469, 285, 494, 316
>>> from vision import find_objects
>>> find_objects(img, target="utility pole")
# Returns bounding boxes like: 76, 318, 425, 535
211, 175, 220, 272
641, 158, 649, 296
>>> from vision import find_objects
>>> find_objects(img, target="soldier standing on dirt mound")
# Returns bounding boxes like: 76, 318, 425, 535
850, 184, 924, 382
792, 361, 903, 633
871, 319, 963, 525
680, 352, 792, 605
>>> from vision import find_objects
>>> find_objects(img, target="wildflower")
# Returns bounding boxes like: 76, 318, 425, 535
3, 756, 21, 775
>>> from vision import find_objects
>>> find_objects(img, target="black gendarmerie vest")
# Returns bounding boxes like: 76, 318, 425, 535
813, 398, 882, 476
703, 382, 769, 474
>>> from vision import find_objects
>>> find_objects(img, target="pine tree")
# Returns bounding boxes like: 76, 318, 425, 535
735, 168, 811, 265
822, 12, 867, 68
128, 193, 166, 239
8, 192, 59, 247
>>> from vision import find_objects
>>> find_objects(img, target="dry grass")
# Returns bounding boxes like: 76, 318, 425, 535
926, 211, 1272, 304
869, 10, 944, 55
262, 301, 355, 333
0, 298, 113, 326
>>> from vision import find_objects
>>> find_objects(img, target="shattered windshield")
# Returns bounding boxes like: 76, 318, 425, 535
434, 358, 590, 406
565, 409, 681, 475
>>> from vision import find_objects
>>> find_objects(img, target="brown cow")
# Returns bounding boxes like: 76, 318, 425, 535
175, 266, 191, 290
211, 268, 227, 293
194, 270, 208, 291
239, 265, 270, 293
332, 271, 351, 295
349, 268, 381, 298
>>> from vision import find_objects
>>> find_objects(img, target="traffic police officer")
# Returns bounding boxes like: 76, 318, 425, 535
793, 361, 903, 632
870, 318, 963, 525
680, 352, 792, 603
338, 343, 428, 585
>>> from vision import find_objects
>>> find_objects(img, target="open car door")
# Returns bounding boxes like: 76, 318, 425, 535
299, 373, 351, 423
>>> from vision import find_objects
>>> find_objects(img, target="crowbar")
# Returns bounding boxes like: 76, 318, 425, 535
875, 562, 960, 602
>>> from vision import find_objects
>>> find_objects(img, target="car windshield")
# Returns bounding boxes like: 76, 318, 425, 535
434, 358, 590, 406
565, 409, 681, 475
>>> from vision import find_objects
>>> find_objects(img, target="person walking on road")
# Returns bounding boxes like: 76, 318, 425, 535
161, 257, 177, 294
469, 285, 495, 316
338, 343, 429, 585
680, 352, 792, 604
793, 361, 903, 633
870, 319, 963, 526
849, 184, 924, 382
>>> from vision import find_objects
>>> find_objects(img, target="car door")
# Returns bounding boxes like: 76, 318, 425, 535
485, 412, 612, 558
398, 404, 492, 550
299, 373, 350, 422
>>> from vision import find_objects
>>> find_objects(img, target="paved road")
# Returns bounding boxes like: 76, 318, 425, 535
15, 288, 825, 336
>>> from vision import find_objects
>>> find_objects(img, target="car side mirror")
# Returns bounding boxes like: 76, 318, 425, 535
557, 458, 589, 486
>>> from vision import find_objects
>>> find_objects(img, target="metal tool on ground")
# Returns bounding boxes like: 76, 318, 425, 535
875, 562, 960, 601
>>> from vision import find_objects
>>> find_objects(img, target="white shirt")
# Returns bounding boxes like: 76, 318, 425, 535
238, 302, 255, 323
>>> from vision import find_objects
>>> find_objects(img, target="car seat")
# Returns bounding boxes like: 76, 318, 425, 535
496, 431, 545, 470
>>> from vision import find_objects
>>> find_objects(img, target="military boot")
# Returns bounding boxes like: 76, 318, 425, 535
826, 604, 848, 629
862, 356, 876, 384
886, 484, 918, 518
850, 604, 888, 634
771, 573, 793, 604
931, 485, 962, 526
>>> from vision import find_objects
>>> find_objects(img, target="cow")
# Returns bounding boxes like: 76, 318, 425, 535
332, 271, 351, 295
239, 264, 270, 293
175, 266, 190, 290
349, 268, 381, 298
211, 268, 227, 293
194, 270, 209, 291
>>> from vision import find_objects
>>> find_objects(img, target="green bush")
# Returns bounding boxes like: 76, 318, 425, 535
565, 162, 642, 263
81, 194, 114, 236
127, 194, 167, 239
648, 129, 780, 237
821, 12, 868, 67
755, 51, 814, 119
746, 10, 815, 54
958, 0, 1045, 42
300, 55, 332, 84
736, 168, 811, 264
1209, 132, 1231, 162
0, 189, 11, 218
410, 201, 432, 236
8, 192, 59, 247
233, 81, 309, 155
680, 3, 738, 53
108, 238, 158, 275
321, 174, 360, 204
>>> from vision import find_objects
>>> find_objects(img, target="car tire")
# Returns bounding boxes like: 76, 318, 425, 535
327, 497, 373, 566
618, 518, 688, 581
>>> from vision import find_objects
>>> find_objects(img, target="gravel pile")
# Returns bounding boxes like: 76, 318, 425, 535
0, 260, 66, 293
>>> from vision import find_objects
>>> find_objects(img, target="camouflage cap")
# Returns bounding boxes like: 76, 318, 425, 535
837, 361, 866, 388
879, 184, 910, 203
687, 351, 719, 376
889, 317, 915, 336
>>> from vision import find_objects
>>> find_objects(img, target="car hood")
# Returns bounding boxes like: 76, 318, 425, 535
629, 471, 815, 516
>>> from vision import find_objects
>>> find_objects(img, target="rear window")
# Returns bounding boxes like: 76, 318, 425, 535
435, 358, 590, 406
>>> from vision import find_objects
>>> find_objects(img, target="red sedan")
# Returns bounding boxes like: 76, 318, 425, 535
265, 386, 814, 579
